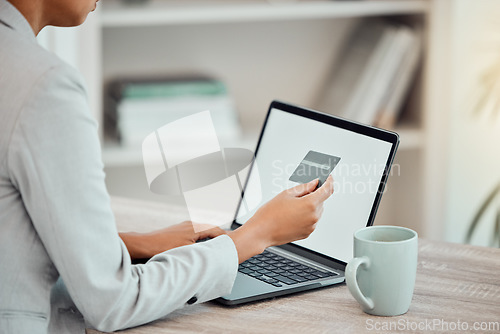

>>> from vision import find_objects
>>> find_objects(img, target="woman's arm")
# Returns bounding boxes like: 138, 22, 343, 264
119, 222, 226, 260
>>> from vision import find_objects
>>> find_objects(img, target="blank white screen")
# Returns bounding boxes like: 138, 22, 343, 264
236, 108, 393, 263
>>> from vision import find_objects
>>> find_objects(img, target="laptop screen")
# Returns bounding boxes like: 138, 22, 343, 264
234, 102, 398, 263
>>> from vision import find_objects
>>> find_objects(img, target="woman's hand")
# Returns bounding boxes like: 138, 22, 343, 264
119, 221, 226, 260
228, 176, 334, 263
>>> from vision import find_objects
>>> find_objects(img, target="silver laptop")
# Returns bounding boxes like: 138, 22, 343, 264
216, 101, 399, 305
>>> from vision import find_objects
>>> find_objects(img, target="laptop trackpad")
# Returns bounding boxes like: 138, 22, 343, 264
223, 273, 278, 300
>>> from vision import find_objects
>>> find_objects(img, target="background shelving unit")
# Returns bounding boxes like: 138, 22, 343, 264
40, 0, 452, 239
100, 0, 428, 26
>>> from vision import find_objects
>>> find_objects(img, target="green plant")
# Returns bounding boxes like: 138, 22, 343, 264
470, 61, 500, 119
466, 182, 500, 247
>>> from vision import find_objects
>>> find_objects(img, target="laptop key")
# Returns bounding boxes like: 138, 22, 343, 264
257, 269, 272, 275
263, 265, 277, 271
304, 275, 318, 280
249, 272, 262, 278
239, 268, 253, 274
266, 272, 279, 277
288, 275, 307, 283
256, 275, 279, 284
271, 282, 283, 287
272, 268, 285, 274
289, 269, 302, 274
273, 275, 298, 285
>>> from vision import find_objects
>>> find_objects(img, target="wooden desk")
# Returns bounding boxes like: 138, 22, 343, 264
90, 198, 500, 333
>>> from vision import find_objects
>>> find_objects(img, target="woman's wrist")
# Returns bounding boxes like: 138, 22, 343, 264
227, 219, 269, 263
119, 232, 151, 260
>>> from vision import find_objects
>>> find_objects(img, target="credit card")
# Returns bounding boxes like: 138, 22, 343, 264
289, 150, 341, 187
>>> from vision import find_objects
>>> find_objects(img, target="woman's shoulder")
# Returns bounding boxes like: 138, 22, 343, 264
0, 29, 87, 122
1, 26, 84, 97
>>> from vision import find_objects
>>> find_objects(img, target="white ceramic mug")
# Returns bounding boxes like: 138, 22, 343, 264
345, 225, 418, 316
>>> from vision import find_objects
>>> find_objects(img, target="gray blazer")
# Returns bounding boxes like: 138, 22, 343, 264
0, 1, 238, 333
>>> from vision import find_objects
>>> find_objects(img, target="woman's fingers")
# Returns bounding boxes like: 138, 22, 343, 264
288, 178, 319, 197
194, 224, 227, 240
307, 175, 334, 203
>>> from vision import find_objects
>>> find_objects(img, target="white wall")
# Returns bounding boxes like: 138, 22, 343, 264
444, 0, 500, 246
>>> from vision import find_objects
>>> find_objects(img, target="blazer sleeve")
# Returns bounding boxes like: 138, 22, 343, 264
7, 63, 238, 332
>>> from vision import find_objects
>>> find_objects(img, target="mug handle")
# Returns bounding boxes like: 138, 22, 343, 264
345, 256, 375, 310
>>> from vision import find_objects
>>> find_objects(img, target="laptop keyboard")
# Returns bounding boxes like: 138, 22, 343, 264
238, 250, 338, 287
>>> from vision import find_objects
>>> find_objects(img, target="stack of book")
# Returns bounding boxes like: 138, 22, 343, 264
316, 19, 422, 129
105, 77, 240, 147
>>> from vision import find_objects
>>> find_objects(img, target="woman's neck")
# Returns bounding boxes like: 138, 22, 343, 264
8, 0, 45, 35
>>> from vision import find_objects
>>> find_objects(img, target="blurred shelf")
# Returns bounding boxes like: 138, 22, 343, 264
102, 134, 258, 167
102, 125, 421, 167
100, 0, 429, 27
